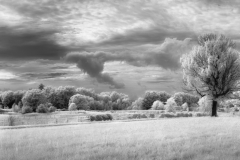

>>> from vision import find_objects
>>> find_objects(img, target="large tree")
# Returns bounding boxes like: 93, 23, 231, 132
181, 34, 240, 116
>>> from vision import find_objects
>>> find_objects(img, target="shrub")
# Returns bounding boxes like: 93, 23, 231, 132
189, 103, 199, 111
106, 114, 113, 120
165, 97, 177, 113
164, 113, 176, 118
159, 114, 165, 118
36, 104, 48, 113
151, 100, 164, 110
95, 115, 103, 121
149, 114, 155, 118
69, 94, 93, 110
182, 103, 188, 111
142, 91, 171, 110
48, 106, 56, 112
68, 103, 77, 111
198, 96, 212, 115
12, 103, 21, 113
22, 89, 47, 112
90, 115, 96, 121
18, 101, 23, 108
141, 114, 147, 118
101, 114, 109, 121
132, 114, 141, 119
21, 106, 33, 114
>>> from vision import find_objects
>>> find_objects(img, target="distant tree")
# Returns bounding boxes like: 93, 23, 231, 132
22, 89, 47, 112
181, 34, 240, 116
142, 91, 171, 110
1, 91, 14, 108
38, 83, 45, 90
69, 94, 93, 110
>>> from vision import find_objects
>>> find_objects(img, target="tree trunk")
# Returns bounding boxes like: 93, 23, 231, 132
211, 100, 218, 117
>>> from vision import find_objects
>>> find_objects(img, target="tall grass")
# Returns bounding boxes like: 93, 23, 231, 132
1, 117, 240, 160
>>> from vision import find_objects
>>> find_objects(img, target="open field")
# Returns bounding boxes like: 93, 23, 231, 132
1, 116, 240, 160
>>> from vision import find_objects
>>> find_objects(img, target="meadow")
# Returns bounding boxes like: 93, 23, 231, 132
1, 116, 240, 160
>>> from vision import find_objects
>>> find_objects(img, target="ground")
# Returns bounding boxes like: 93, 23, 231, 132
1, 116, 240, 160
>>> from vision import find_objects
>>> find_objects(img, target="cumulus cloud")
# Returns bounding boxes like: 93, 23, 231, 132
65, 38, 193, 88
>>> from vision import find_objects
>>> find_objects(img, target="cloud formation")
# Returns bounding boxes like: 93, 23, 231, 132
0, 27, 69, 60
65, 38, 192, 88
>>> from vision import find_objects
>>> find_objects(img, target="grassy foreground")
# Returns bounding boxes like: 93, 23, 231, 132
1, 117, 240, 160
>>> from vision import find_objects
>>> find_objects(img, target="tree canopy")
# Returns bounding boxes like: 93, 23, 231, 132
181, 33, 240, 116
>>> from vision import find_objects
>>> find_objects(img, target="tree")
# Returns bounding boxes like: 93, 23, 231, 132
69, 94, 93, 110
22, 89, 47, 112
181, 34, 240, 116
142, 91, 171, 110
38, 83, 45, 90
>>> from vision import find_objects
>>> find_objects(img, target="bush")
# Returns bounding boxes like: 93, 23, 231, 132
106, 114, 113, 120
149, 114, 155, 118
132, 114, 141, 119
198, 96, 212, 115
22, 89, 47, 112
68, 103, 77, 111
95, 115, 103, 121
22, 106, 33, 114
194, 112, 207, 117
90, 115, 96, 121
165, 98, 177, 113
69, 94, 93, 110
36, 104, 48, 113
101, 114, 109, 121
18, 101, 23, 108
90, 114, 113, 121
189, 103, 199, 111
151, 100, 164, 110
182, 103, 188, 111
48, 106, 56, 112
142, 91, 171, 110
12, 103, 21, 113
141, 114, 147, 118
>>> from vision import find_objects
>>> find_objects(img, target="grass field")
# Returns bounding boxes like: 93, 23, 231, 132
1, 116, 240, 160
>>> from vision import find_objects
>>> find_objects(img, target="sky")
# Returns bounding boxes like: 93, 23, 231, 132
0, 0, 240, 98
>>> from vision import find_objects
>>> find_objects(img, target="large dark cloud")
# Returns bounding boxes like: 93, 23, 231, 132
65, 38, 193, 88
65, 51, 126, 89
0, 27, 68, 60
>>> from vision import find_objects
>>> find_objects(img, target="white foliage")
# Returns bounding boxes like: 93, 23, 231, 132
198, 96, 212, 114
165, 97, 177, 113
151, 100, 164, 110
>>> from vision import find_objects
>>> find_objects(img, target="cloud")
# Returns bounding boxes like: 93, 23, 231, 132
65, 51, 126, 89
65, 38, 193, 88
0, 27, 68, 60
21, 72, 68, 80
